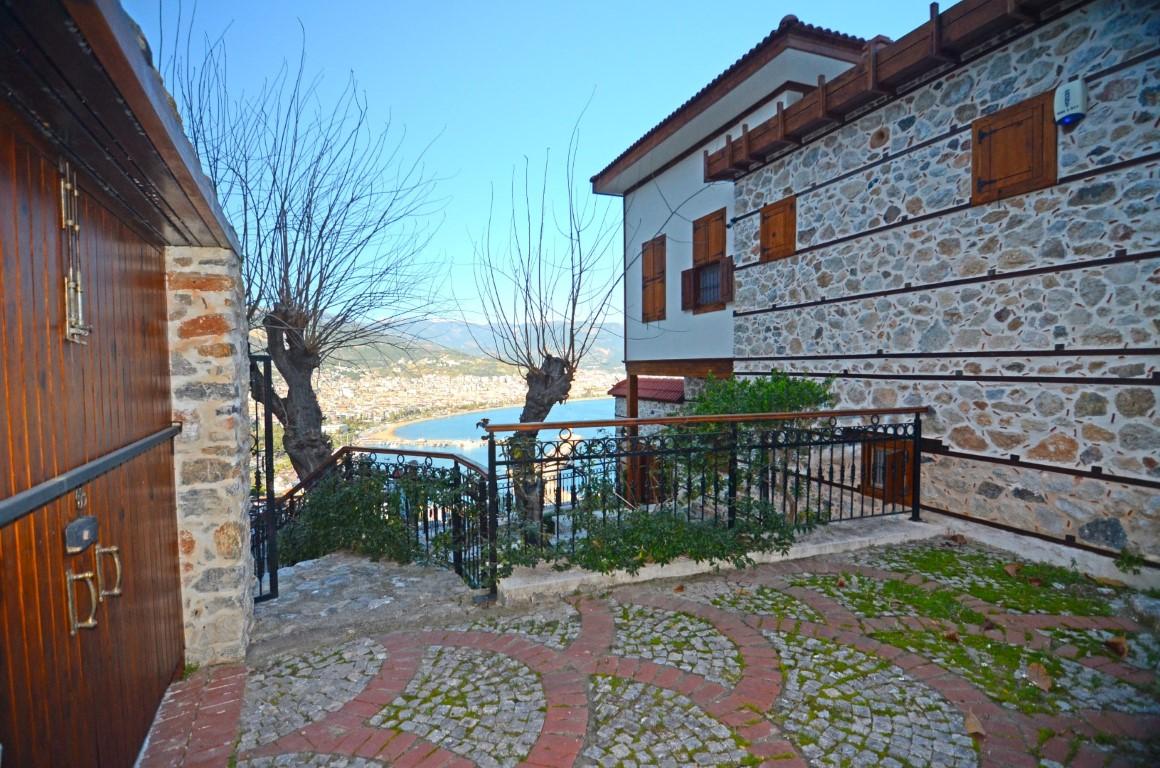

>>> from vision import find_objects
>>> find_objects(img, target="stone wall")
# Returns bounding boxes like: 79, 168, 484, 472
165, 245, 253, 664
731, 0, 1160, 556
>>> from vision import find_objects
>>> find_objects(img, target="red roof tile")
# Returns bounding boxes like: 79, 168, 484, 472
607, 377, 685, 403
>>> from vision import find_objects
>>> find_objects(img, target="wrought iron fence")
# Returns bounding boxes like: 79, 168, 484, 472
479, 408, 925, 592
250, 407, 925, 600
272, 446, 490, 588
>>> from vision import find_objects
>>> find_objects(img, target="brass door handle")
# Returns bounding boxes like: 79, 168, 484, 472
66, 570, 98, 635
96, 544, 122, 599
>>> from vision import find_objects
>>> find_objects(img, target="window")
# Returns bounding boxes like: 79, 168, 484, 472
759, 196, 796, 262
641, 235, 666, 322
681, 209, 733, 313
860, 439, 913, 505
971, 91, 1056, 205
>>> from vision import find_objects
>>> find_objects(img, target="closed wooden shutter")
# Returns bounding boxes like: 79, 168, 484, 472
641, 235, 666, 322
971, 91, 1056, 205
719, 256, 735, 304
693, 208, 726, 265
680, 268, 695, 311
760, 196, 796, 262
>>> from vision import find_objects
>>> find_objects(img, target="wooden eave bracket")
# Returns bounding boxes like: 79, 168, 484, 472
866, 43, 895, 97
728, 125, 752, 172
928, 3, 959, 64
775, 101, 803, 147
1003, 0, 1039, 23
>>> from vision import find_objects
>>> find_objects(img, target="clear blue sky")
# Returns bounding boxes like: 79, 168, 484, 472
125, 0, 936, 319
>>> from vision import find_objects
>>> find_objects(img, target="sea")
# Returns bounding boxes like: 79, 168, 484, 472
373, 397, 616, 466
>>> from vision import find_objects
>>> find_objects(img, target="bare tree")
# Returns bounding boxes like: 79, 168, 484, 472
470, 123, 618, 525
159, 17, 441, 479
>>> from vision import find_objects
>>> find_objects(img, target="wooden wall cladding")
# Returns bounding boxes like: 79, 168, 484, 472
0, 103, 182, 767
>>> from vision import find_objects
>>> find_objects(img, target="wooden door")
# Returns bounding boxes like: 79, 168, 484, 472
0, 102, 183, 767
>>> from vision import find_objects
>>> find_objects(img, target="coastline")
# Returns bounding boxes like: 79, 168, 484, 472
356, 395, 611, 448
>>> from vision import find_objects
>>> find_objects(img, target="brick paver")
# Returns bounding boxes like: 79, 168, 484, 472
143, 542, 1160, 767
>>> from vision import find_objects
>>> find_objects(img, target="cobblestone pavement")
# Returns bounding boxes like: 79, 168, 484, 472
143, 539, 1160, 768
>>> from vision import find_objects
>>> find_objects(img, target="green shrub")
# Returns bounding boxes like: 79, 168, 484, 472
495, 480, 817, 578
278, 456, 417, 566
684, 370, 834, 416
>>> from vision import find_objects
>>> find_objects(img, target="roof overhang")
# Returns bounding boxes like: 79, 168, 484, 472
592, 18, 866, 197
0, 0, 239, 252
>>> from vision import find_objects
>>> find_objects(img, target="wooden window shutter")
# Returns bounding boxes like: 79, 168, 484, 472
641, 236, 666, 322
692, 208, 726, 265
692, 216, 708, 265
971, 91, 1056, 205
719, 257, 735, 304
760, 196, 796, 262
708, 210, 726, 262
680, 268, 695, 311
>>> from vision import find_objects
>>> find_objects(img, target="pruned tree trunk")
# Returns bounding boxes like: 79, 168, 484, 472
250, 310, 334, 479
511, 355, 573, 533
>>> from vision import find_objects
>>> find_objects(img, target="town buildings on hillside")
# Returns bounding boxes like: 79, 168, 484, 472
596, 0, 1159, 560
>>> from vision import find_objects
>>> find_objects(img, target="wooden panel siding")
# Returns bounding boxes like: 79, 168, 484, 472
0, 102, 182, 768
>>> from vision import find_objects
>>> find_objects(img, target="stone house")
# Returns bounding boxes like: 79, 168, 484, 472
0, 2, 252, 765
593, 0, 1158, 560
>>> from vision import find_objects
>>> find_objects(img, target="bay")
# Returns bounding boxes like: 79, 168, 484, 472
371, 397, 615, 465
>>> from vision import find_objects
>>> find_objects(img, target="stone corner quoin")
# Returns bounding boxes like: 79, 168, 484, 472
165, 244, 254, 665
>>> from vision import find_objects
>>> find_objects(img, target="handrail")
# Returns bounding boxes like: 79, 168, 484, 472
481, 406, 929, 434
275, 446, 354, 503
1, 424, 182, 528
344, 446, 487, 477
274, 444, 487, 505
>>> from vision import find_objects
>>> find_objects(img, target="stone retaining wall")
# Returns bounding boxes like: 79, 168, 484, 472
165, 245, 253, 664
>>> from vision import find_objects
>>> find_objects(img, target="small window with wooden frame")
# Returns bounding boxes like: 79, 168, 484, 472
759, 195, 796, 262
860, 438, 913, 505
971, 91, 1056, 206
681, 208, 733, 314
641, 235, 666, 323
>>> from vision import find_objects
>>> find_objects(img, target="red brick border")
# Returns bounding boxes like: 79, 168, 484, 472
138, 665, 247, 768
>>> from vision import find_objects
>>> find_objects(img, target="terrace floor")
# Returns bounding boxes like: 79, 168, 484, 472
140, 538, 1160, 768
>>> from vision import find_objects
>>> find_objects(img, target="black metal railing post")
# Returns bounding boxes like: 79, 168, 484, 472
451, 462, 464, 576
486, 433, 500, 598
727, 423, 738, 528
262, 356, 279, 599
911, 412, 922, 521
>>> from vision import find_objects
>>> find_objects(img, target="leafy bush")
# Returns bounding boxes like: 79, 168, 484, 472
278, 456, 417, 566
495, 480, 820, 578
684, 370, 834, 417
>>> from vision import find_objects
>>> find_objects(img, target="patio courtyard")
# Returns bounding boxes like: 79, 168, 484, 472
137, 532, 1160, 768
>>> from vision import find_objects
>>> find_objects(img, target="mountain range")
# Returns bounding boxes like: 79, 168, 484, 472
329, 318, 624, 374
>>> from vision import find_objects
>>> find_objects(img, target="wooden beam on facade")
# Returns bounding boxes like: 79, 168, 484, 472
625, 358, 734, 378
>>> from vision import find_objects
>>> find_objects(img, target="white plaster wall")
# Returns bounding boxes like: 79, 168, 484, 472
622, 48, 857, 364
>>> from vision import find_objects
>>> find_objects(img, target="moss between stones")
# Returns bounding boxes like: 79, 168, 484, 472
867, 545, 1118, 616
873, 629, 1074, 714
790, 573, 986, 625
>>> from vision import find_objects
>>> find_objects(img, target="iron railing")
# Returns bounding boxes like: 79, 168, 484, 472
480, 408, 925, 592
250, 407, 925, 599
251, 446, 490, 592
